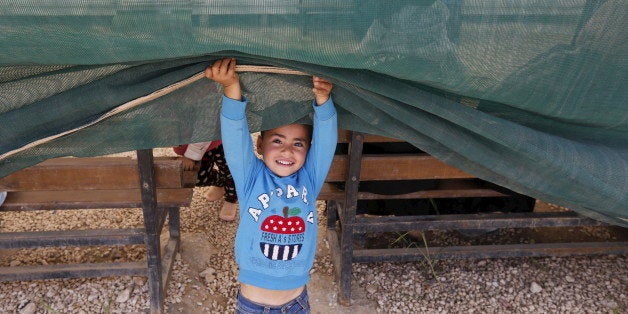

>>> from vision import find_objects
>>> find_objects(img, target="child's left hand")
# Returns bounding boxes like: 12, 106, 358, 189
312, 76, 333, 105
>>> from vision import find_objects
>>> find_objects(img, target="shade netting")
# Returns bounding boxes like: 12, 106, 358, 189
0, 0, 626, 226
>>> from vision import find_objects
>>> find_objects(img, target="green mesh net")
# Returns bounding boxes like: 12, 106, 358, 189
0, 1, 626, 226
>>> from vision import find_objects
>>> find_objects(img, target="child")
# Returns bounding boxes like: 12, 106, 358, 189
205, 58, 337, 313
173, 141, 238, 221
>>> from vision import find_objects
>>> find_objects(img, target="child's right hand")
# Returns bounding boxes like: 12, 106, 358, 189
205, 58, 241, 100
312, 76, 333, 105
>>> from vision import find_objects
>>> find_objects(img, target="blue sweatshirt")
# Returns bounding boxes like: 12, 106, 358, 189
220, 95, 338, 290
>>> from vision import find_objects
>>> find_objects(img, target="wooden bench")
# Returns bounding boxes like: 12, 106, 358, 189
0, 150, 196, 314
320, 130, 628, 305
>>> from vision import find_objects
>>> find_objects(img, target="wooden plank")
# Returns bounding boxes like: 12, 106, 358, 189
318, 183, 506, 200
325, 230, 342, 280
337, 131, 363, 305
337, 129, 403, 143
161, 238, 180, 293
162, 208, 181, 294
0, 157, 194, 191
354, 189, 505, 200
351, 212, 606, 233
0, 188, 193, 211
0, 262, 147, 282
0, 228, 145, 249
352, 242, 628, 263
326, 154, 475, 182
137, 149, 165, 314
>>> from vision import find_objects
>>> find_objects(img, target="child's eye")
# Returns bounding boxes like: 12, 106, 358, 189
294, 142, 303, 148
272, 139, 282, 144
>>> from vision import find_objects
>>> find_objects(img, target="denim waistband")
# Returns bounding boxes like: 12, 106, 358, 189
236, 288, 309, 314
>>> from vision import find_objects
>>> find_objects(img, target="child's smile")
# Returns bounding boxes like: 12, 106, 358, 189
276, 159, 294, 166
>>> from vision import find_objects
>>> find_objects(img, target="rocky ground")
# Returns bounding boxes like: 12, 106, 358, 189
0, 149, 626, 313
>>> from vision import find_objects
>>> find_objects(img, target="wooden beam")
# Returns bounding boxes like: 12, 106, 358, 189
351, 212, 607, 233
0, 228, 145, 249
318, 186, 506, 201
326, 154, 474, 182
352, 242, 628, 262
0, 189, 193, 211
160, 237, 180, 293
0, 157, 196, 191
337, 129, 403, 143
0, 262, 147, 281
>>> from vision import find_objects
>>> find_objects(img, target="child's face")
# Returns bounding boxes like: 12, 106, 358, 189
256, 124, 311, 177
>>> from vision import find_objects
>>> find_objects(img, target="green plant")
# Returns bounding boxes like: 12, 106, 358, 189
429, 198, 440, 215
417, 231, 439, 280
103, 297, 112, 314
388, 231, 439, 280
389, 231, 412, 247
36, 299, 58, 313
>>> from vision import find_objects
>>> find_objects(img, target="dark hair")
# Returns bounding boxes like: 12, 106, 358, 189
260, 124, 313, 141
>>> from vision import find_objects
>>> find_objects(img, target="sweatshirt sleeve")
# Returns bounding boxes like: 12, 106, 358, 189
304, 98, 338, 196
220, 95, 258, 193
183, 142, 213, 161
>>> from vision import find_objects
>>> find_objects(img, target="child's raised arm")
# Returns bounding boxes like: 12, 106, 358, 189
312, 76, 333, 105
205, 58, 242, 101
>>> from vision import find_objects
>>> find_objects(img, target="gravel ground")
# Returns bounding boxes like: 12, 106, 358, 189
0, 149, 626, 313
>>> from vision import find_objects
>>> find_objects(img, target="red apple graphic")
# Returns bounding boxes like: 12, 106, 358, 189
262, 206, 305, 234
260, 206, 305, 260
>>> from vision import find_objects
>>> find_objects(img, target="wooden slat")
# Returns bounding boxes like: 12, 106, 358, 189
0, 188, 193, 211
357, 189, 505, 199
352, 242, 628, 262
337, 129, 402, 143
351, 212, 606, 233
325, 154, 474, 182
0, 228, 146, 249
326, 230, 342, 280
0, 157, 196, 191
0, 262, 147, 282
161, 238, 180, 292
318, 187, 505, 201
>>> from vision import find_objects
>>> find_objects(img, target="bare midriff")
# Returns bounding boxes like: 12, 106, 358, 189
240, 283, 304, 306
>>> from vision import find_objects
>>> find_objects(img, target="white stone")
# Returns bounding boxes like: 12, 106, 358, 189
565, 275, 575, 283
115, 288, 131, 303
133, 277, 146, 286
602, 300, 618, 308
530, 282, 543, 294
366, 284, 377, 294
18, 302, 36, 314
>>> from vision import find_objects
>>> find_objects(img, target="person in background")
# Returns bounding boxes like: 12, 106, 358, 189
173, 141, 238, 221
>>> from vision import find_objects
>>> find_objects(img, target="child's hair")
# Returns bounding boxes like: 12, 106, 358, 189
260, 124, 313, 141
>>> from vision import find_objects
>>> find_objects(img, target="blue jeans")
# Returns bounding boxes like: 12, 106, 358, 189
236, 288, 310, 314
